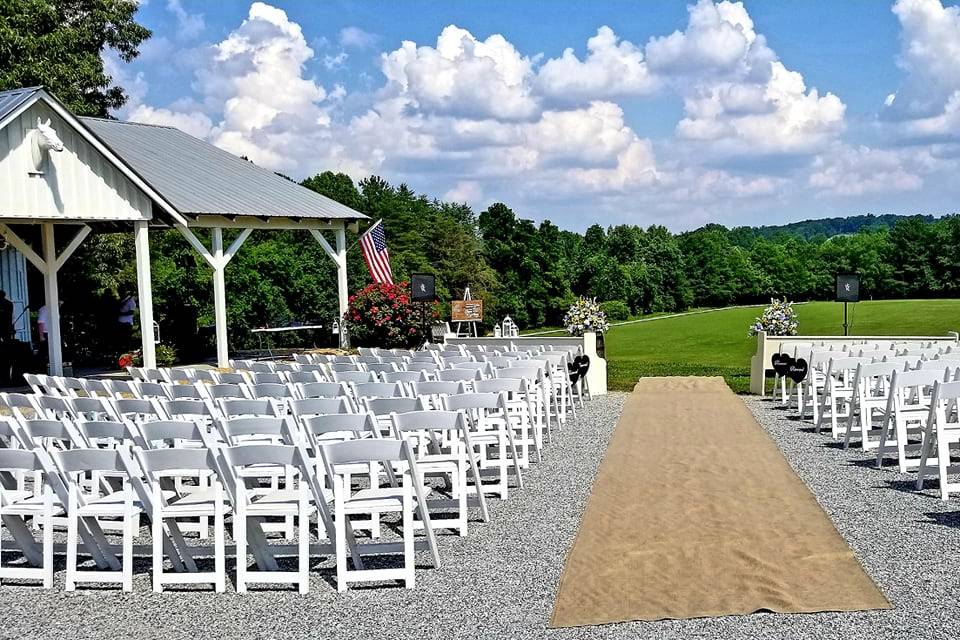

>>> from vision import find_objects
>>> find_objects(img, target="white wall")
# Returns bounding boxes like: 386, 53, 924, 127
0, 101, 151, 221
0, 247, 29, 343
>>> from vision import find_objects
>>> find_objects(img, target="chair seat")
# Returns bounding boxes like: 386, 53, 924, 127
162, 489, 230, 516
342, 486, 432, 513
76, 490, 143, 517
246, 489, 322, 515
1, 492, 65, 516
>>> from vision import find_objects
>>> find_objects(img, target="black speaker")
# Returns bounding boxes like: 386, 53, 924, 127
835, 274, 860, 302
410, 273, 436, 301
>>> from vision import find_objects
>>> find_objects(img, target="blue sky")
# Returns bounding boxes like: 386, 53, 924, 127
111, 0, 960, 231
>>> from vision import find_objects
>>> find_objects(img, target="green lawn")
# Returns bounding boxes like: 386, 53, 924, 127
604, 300, 960, 393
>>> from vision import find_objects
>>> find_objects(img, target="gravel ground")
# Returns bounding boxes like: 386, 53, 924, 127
3, 392, 959, 639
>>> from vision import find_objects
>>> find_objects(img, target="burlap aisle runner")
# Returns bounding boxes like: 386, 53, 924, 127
550, 377, 889, 628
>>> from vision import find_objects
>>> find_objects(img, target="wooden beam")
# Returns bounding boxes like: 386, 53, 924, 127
309, 229, 340, 264
174, 223, 216, 267
55, 225, 91, 272
0, 224, 44, 270
223, 228, 252, 266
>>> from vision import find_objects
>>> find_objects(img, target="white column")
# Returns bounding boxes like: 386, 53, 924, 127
212, 227, 229, 368
40, 223, 62, 375
134, 221, 156, 368
335, 225, 349, 349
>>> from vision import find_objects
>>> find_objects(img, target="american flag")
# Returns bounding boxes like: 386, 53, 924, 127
359, 220, 393, 284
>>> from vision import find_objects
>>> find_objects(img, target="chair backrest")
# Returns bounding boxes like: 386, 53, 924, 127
214, 371, 247, 385
296, 381, 348, 399
366, 363, 399, 375
78, 378, 113, 398
332, 370, 376, 383
163, 398, 214, 420
497, 367, 543, 384
251, 372, 284, 385
68, 396, 113, 421
134, 381, 170, 400
55, 376, 88, 397
249, 382, 295, 400
112, 397, 167, 421
219, 398, 277, 418
439, 355, 472, 366
454, 361, 493, 376
319, 438, 408, 467
390, 409, 464, 436
475, 377, 525, 394
135, 447, 218, 476
106, 379, 137, 398
856, 361, 903, 381
0, 448, 44, 472
410, 380, 464, 397
330, 363, 363, 373
208, 383, 248, 400
351, 381, 404, 400
135, 419, 210, 449
286, 371, 320, 385
382, 370, 426, 384
76, 420, 133, 447
166, 383, 204, 400
302, 413, 377, 442
363, 397, 424, 416
442, 392, 502, 412
290, 397, 352, 419
437, 368, 481, 383
34, 394, 76, 419
53, 447, 126, 474
217, 416, 290, 445
407, 362, 439, 373
18, 418, 83, 449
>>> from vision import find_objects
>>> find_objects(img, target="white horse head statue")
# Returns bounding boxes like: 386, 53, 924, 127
36, 117, 64, 152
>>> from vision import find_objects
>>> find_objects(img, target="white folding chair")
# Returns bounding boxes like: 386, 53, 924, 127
390, 410, 490, 535
319, 438, 438, 591
0, 449, 60, 588
53, 448, 142, 591
134, 447, 228, 592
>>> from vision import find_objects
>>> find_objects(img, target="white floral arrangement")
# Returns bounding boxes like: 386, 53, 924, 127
564, 297, 610, 336
749, 298, 799, 337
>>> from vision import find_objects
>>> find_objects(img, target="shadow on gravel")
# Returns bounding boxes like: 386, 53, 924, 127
884, 479, 938, 499
919, 511, 960, 528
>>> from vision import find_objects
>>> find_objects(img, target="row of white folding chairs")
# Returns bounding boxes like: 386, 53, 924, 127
779, 342, 958, 420
0, 389, 550, 592
771, 347, 960, 501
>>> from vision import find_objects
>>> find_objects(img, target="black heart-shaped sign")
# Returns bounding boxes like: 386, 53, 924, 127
771, 353, 793, 376
787, 358, 809, 383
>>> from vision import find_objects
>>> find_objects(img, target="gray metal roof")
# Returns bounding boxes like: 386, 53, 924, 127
0, 87, 41, 124
80, 116, 367, 221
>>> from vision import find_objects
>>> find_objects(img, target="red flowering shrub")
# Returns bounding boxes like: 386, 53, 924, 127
345, 282, 438, 348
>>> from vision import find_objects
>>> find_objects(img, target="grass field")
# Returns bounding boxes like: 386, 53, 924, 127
604, 299, 960, 393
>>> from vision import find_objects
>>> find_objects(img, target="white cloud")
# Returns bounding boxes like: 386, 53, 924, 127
339, 26, 377, 49
885, 0, 960, 142
116, 2, 885, 229
809, 145, 924, 196
535, 27, 657, 103
659, 0, 845, 155
166, 0, 205, 40
381, 25, 540, 121
444, 180, 483, 204
646, 0, 773, 77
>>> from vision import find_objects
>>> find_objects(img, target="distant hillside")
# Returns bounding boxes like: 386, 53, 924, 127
733, 213, 940, 240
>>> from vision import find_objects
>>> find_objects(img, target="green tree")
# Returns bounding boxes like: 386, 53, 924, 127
0, 0, 151, 116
